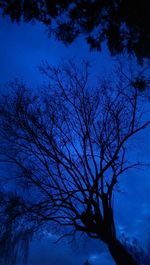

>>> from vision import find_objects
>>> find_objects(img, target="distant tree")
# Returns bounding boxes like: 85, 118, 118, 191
84, 260, 91, 265
0, 0, 150, 62
0, 192, 32, 265
0, 60, 150, 265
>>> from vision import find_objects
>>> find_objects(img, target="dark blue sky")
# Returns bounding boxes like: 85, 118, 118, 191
0, 14, 150, 265
0, 15, 115, 90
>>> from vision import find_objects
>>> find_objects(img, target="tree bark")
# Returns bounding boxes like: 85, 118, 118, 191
107, 238, 138, 265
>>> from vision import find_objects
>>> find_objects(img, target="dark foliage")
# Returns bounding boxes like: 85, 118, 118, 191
0, 191, 33, 265
0, 0, 150, 62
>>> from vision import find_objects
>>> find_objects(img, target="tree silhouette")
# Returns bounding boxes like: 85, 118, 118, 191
0, 0, 149, 62
84, 260, 91, 265
0, 61, 150, 265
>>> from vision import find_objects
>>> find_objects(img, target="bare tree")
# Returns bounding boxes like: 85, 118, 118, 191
0, 61, 149, 265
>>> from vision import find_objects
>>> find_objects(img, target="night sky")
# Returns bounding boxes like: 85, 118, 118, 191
0, 13, 150, 265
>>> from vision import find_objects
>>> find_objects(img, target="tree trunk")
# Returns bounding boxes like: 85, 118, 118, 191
107, 238, 138, 265
100, 195, 138, 265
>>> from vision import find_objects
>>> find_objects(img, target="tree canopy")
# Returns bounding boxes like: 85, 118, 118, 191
0, 0, 150, 62
0, 61, 150, 265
